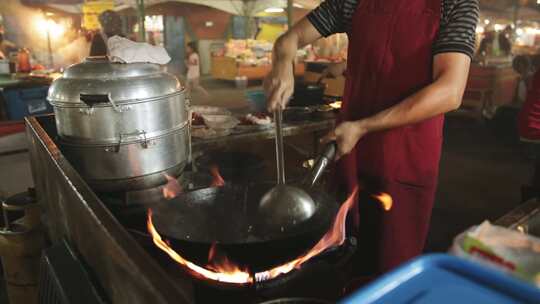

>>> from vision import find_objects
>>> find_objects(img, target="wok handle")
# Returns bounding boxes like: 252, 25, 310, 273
306, 141, 337, 188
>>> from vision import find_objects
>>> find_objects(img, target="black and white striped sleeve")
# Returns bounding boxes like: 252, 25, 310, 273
433, 0, 480, 58
306, 0, 347, 37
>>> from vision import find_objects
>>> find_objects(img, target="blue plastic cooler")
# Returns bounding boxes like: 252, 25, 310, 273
2, 86, 52, 120
342, 254, 540, 304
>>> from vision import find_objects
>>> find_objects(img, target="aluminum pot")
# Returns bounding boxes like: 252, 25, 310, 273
48, 57, 189, 192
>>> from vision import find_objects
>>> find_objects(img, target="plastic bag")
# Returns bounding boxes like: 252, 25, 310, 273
450, 221, 540, 287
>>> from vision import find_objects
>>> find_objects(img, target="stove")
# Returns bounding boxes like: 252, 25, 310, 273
101, 176, 357, 303
26, 115, 356, 304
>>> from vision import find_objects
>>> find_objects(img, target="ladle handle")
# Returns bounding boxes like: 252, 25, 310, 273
274, 107, 286, 185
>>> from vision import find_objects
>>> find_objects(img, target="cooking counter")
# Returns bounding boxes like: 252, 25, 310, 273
0, 74, 52, 89
25, 113, 339, 303
25, 115, 194, 304
495, 198, 540, 237
192, 116, 335, 150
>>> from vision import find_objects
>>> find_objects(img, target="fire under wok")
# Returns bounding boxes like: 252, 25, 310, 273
150, 182, 339, 272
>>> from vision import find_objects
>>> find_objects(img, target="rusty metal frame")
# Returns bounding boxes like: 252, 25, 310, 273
25, 115, 194, 304
495, 198, 540, 230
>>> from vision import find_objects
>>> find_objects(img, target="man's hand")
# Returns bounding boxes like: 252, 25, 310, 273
321, 120, 369, 160
264, 61, 294, 111
265, 18, 322, 111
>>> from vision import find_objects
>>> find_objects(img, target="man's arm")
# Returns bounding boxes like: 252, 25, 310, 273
265, 17, 322, 111
362, 53, 470, 131
324, 53, 471, 158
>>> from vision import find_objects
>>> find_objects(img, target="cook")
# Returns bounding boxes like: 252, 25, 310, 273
265, 0, 479, 280
518, 65, 540, 198
518, 66, 540, 141
0, 32, 17, 59
89, 10, 124, 56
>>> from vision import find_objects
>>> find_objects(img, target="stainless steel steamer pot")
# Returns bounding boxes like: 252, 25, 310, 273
48, 57, 189, 192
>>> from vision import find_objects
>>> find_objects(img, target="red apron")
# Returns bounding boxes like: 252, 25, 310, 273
518, 70, 540, 141
338, 0, 443, 276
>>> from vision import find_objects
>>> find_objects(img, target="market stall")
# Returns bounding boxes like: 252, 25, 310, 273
460, 4, 540, 119
4, 1, 540, 304
462, 61, 520, 119
211, 39, 305, 81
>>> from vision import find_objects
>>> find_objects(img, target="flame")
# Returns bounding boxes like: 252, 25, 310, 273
372, 193, 393, 211
209, 165, 225, 187
147, 209, 253, 284
162, 174, 182, 200
329, 101, 342, 109
150, 185, 393, 284
254, 187, 359, 281
206, 243, 245, 274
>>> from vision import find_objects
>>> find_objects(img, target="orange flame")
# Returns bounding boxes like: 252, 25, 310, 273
209, 165, 225, 187
206, 243, 245, 274
147, 209, 253, 284
162, 174, 182, 200
372, 193, 393, 211
254, 187, 359, 281
329, 101, 342, 109
150, 186, 393, 284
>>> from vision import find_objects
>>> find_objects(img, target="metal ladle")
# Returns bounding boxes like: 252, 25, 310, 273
257, 106, 317, 235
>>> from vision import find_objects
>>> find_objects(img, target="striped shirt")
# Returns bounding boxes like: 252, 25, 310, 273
307, 0, 480, 58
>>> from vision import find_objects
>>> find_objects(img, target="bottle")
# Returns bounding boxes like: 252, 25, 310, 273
17, 48, 31, 73
8, 52, 17, 74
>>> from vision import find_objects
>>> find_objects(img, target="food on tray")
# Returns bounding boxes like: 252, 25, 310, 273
202, 114, 240, 130
239, 113, 272, 125
191, 106, 233, 127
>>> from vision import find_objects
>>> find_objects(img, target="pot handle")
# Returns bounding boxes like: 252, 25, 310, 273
80, 93, 121, 112
304, 141, 337, 188
112, 130, 148, 152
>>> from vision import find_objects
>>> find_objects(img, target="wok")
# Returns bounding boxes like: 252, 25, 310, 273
195, 151, 265, 183
151, 182, 339, 271
289, 78, 326, 107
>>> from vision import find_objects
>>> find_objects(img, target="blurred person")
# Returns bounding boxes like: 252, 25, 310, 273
477, 30, 495, 56
55, 29, 90, 68
264, 0, 479, 284
147, 31, 156, 46
0, 32, 16, 59
499, 26, 513, 56
185, 41, 209, 98
89, 10, 123, 56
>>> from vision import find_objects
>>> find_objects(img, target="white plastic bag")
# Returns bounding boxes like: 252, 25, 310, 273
450, 221, 540, 287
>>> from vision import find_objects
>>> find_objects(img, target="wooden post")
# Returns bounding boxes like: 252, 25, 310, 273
287, 0, 294, 29
137, 0, 146, 42
512, 0, 519, 27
